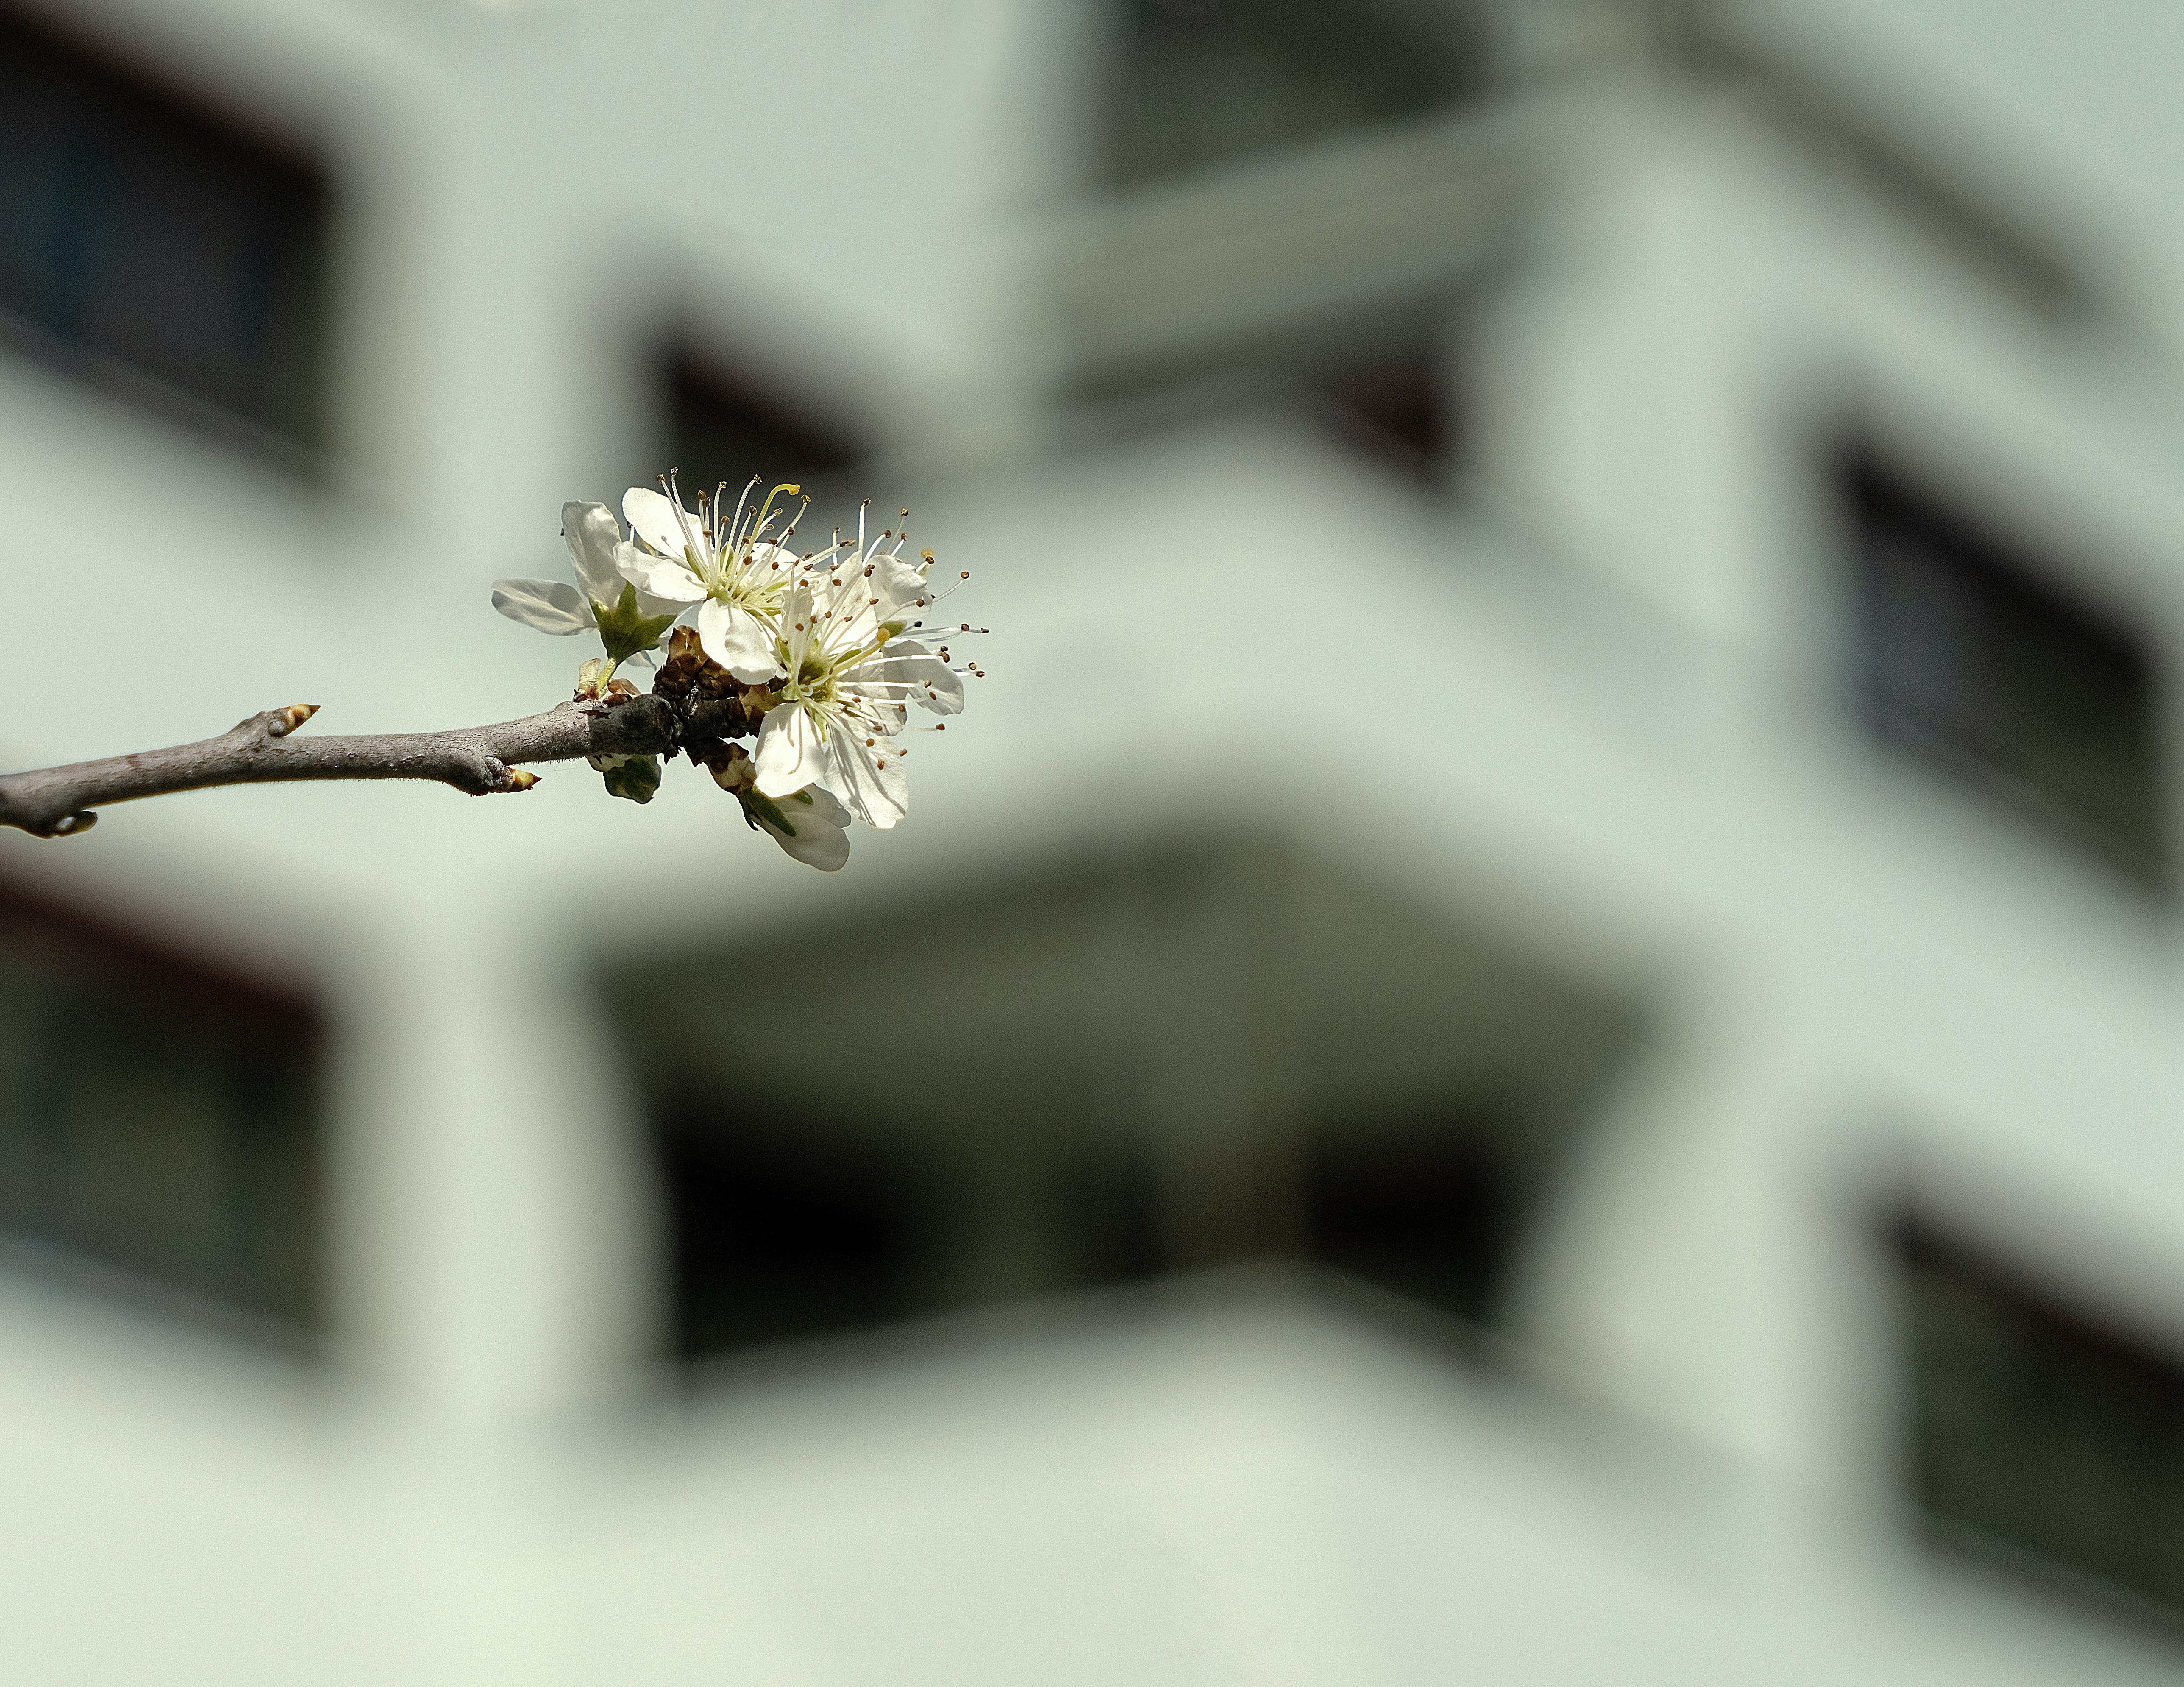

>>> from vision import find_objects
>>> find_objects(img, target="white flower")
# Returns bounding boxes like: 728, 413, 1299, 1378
708, 744, 851, 871
617, 475, 802, 683
750, 518, 969, 829
757, 783, 852, 870
492, 502, 686, 674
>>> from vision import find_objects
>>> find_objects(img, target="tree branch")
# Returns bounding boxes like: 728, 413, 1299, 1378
0, 694, 695, 838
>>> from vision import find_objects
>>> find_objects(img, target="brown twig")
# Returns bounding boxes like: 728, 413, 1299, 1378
0, 695, 694, 838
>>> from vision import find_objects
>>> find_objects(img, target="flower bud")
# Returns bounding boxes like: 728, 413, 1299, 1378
589, 753, 662, 804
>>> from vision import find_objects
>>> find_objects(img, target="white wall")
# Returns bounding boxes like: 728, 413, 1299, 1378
6, 0, 2184, 1681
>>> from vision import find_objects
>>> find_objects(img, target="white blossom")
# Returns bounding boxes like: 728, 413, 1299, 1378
617, 475, 802, 683
492, 502, 685, 675
495, 480, 982, 856
758, 782, 852, 870
708, 744, 851, 871
750, 513, 971, 829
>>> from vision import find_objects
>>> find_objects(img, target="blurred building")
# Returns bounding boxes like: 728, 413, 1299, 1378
6, 0, 2184, 1681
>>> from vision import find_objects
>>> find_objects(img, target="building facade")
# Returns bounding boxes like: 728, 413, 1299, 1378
6, 0, 2184, 1681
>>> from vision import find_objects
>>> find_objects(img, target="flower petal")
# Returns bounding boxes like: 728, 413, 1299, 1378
800, 783, 851, 828
864, 641, 963, 716
748, 540, 799, 580
623, 486, 701, 564
697, 598, 782, 683
617, 547, 708, 605
759, 787, 851, 871
827, 727, 910, 829
490, 578, 593, 635
561, 502, 626, 607
869, 554, 934, 621
753, 703, 827, 797
618, 543, 699, 616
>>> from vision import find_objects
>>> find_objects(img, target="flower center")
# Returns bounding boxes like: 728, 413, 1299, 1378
706, 561, 784, 614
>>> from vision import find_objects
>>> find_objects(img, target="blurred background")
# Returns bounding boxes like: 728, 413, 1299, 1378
6, 0, 2184, 1680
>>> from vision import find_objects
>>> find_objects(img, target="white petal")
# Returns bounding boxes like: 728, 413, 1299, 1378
748, 540, 799, 577
800, 783, 851, 828
753, 704, 827, 797
776, 585, 823, 672
869, 554, 933, 621
697, 598, 782, 683
616, 543, 700, 616
864, 642, 964, 716
619, 551, 709, 605
623, 486, 701, 565
490, 578, 593, 636
561, 502, 625, 607
798, 579, 881, 655
760, 788, 851, 871
828, 729, 910, 829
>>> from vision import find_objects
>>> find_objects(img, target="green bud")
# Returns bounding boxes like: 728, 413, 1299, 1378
592, 583, 680, 666
600, 754, 662, 804
739, 787, 793, 833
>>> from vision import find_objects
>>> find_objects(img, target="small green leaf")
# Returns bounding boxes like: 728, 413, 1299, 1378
739, 788, 793, 834
592, 583, 680, 666
601, 754, 662, 804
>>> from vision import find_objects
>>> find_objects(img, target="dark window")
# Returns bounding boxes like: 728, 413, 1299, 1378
652, 1093, 1167, 1362
654, 346, 860, 509
1075, 325, 1461, 489
656, 1102, 934, 1358
1892, 1211, 2184, 1636
1311, 347, 1456, 482
1100, 0, 1484, 190
0, 880, 324, 1335
1842, 448, 2169, 891
1304, 1110, 1519, 1328
606, 838, 1638, 1371
0, 5, 332, 455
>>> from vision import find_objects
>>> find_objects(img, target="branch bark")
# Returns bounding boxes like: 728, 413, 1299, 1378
0, 694, 698, 838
